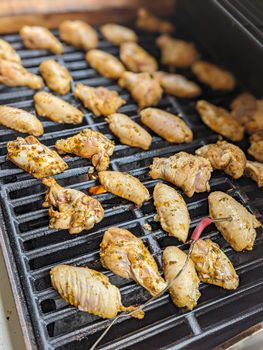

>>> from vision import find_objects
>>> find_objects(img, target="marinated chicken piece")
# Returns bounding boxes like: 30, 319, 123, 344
136, 8, 174, 33
156, 35, 199, 68
34, 91, 84, 124
192, 61, 235, 90
0, 105, 43, 136
191, 239, 239, 290
106, 113, 152, 150
120, 42, 158, 73
20, 26, 63, 54
42, 178, 104, 234
98, 171, 150, 206
163, 246, 201, 310
149, 152, 213, 197
248, 131, 263, 162
101, 24, 138, 45
118, 71, 162, 109
245, 161, 263, 187
59, 20, 98, 50
140, 108, 193, 143
196, 100, 244, 141
153, 183, 190, 242
7, 136, 68, 178
100, 227, 167, 296
50, 264, 144, 319
74, 83, 125, 117
39, 60, 71, 95
0, 59, 43, 89
86, 49, 125, 79
208, 191, 261, 251
195, 140, 246, 179
55, 129, 114, 171
0, 39, 21, 63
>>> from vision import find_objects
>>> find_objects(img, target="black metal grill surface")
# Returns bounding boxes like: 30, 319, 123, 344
0, 24, 263, 350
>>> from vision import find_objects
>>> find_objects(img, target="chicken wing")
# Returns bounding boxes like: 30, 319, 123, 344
208, 191, 260, 251
106, 113, 152, 150
39, 60, 71, 95
0, 105, 43, 136
245, 161, 263, 187
149, 152, 213, 197
7, 136, 68, 178
101, 23, 138, 45
196, 100, 244, 141
140, 107, 193, 143
55, 129, 114, 171
191, 239, 239, 290
34, 91, 84, 124
163, 246, 201, 310
0, 39, 21, 63
136, 8, 174, 33
195, 140, 246, 179
100, 227, 167, 296
248, 131, 263, 162
98, 171, 150, 206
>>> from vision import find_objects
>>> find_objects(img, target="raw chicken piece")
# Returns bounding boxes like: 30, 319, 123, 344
101, 24, 138, 45
100, 227, 167, 296
50, 264, 144, 319
34, 91, 84, 124
74, 83, 125, 117
248, 131, 263, 162
86, 49, 125, 79
20, 26, 63, 54
7, 136, 68, 178
192, 61, 235, 90
55, 129, 114, 171
245, 161, 263, 187
0, 105, 43, 136
106, 113, 152, 150
59, 20, 98, 50
196, 100, 244, 141
195, 140, 246, 179
39, 60, 71, 95
140, 107, 193, 143
163, 246, 201, 310
120, 42, 158, 73
153, 183, 190, 242
0, 39, 21, 63
136, 8, 174, 33
98, 171, 150, 206
118, 71, 162, 109
208, 191, 260, 251
149, 152, 213, 197
42, 178, 104, 234
191, 239, 239, 290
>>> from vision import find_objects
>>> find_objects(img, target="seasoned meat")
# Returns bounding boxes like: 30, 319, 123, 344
55, 129, 114, 171
248, 131, 263, 162
163, 246, 201, 310
7, 136, 68, 178
149, 152, 213, 197
0, 39, 21, 63
245, 161, 263, 187
106, 113, 152, 150
136, 8, 174, 33
100, 227, 167, 296
34, 91, 84, 124
153, 183, 190, 242
140, 107, 193, 143
196, 100, 244, 141
98, 171, 150, 206
101, 23, 138, 45
39, 60, 71, 95
208, 191, 260, 251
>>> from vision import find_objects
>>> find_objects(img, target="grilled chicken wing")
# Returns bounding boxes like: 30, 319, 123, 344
100, 227, 167, 296
0, 39, 21, 63
98, 171, 150, 206
153, 183, 190, 242
136, 8, 174, 33
74, 83, 125, 117
248, 131, 263, 162
55, 129, 114, 171
42, 178, 104, 234
196, 100, 244, 141
39, 60, 71, 95
245, 161, 263, 187
7, 136, 68, 178
59, 20, 98, 50
191, 239, 239, 290
101, 24, 138, 45
0, 105, 43, 136
34, 91, 84, 124
106, 113, 152, 150
140, 107, 193, 143
163, 246, 201, 310
118, 71, 162, 109
20, 26, 63, 54
149, 152, 213, 197
195, 140, 246, 179
208, 191, 260, 251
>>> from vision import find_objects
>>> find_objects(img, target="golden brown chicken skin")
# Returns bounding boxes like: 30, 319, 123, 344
245, 161, 263, 187
39, 60, 71, 95
101, 23, 138, 45
0, 39, 21, 63
136, 8, 174, 33
248, 131, 263, 162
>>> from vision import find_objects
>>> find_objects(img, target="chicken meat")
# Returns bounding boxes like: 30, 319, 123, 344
0, 39, 21, 63
101, 23, 138, 45
136, 8, 174, 33
248, 131, 263, 162
39, 60, 71, 95
245, 161, 263, 187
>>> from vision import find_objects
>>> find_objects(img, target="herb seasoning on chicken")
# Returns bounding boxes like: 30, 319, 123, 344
245, 161, 263, 187
39, 60, 71, 95
101, 23, 138, 45
248, 131, 263, 162
0, 39, 21, 63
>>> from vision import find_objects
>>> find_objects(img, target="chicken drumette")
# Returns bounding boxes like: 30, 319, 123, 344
101, 23, 138, 45
245, 161, 263, 187
136, 8, 174, 33
0, 39, 21, 63
39, 60, 71, 95
248, 131, 263, 162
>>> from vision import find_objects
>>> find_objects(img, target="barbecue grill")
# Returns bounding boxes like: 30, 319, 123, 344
0, 1, 263, 349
